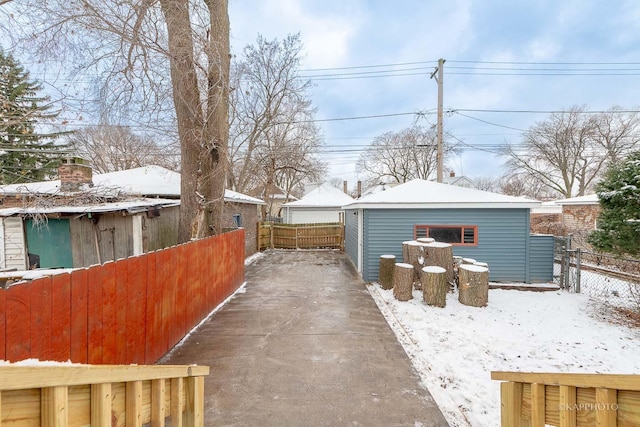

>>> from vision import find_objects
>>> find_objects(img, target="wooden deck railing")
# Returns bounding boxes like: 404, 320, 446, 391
0, 364, 209, 426
492, 371, 640, 426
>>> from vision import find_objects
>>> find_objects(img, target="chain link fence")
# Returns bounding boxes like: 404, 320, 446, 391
554, 236, 640, 310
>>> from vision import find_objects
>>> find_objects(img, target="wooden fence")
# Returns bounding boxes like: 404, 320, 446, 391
0, 229, 245, 364
492, 371, 640, 426
258, 222, 344, 250
0, 364, 208, 426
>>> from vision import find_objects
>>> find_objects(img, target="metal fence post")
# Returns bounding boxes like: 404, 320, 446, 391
575, 248, 581, 294
564, 235, 572, 291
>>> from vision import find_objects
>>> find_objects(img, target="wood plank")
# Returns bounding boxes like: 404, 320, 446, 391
114, 259, 129, 364
500, 381, 523, 427
151, 379, 166, 427
50, 273, 71, 362
86, 264, 103, 364
175, 245, 188, 344
530, 383, 545, 427
559, 385, 577, 427
159, 248, 172, 355
144, 251, 161, 364
1, 388, 40, 425
101, 262, 117, 364
41, 386, 68, 427
596, 388, 617, 427
492, 372, 640, 392
91, 383, 112, 426
6, 282, 32, 361
67, 385, 90, 427
126, 255, 147, 365
126, 381, 142, 427
70, 269, 89, 363
185, 376, 204, 427
0, 365, 209, 391
0, 288, 5, 360
30, 277, 52, 361
170, 377, 184, 427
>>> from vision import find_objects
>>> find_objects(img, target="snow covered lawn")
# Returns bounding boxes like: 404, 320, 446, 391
367, 284, 640, 426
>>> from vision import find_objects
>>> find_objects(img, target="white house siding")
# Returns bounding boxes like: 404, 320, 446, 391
2, 217, 27, 270
285, 208, 343, 224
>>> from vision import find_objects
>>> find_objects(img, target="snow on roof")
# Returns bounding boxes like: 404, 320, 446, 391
0, 165, 264, 205
343, 179, 540, 209
0, 198, 180, 217
281, 183, 353, 208
224, 188, 265, 205
554, 193, 599, 205
531, 200, 562, 214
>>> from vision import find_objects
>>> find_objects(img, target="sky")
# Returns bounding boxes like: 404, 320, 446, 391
228, 0, 640, 188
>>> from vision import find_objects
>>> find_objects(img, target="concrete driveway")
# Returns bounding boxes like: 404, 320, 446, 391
161, 249, 448, 426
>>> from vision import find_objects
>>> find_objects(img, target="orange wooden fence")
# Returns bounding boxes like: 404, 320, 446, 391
0, 229, 245, 365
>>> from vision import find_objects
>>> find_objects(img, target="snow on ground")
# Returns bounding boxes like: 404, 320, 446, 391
367, 284, 640, 426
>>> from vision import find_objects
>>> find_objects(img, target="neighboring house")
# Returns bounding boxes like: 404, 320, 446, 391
554, 194, 600, 248
441, 171, 475, 188
530, 201, 564, 235
342, 179, 553, 283
255, 184, 298, 220
281, 183, 354, 224
0, 162, 264, 269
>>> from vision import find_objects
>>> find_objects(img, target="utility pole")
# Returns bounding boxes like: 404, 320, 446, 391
430, 58, 445, 182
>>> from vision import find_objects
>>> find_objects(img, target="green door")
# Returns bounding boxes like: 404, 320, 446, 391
25, 218, 74, 268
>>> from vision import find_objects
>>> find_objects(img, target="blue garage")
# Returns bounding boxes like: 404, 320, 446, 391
342, 179, 554, 283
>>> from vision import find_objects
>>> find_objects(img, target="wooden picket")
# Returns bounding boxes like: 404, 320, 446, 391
258, 221, 344, 250
0, 229, 245, 365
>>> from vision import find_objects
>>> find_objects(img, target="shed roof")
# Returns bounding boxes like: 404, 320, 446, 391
0, 198, 180, 217
0, 165, 265, 205
282, 183, 353, 208
343, 179, 539, 209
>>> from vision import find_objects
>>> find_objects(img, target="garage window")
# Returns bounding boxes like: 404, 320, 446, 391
414, 225, 478, 246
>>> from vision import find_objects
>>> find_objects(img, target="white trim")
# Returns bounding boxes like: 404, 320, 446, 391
132, 215, 143, 256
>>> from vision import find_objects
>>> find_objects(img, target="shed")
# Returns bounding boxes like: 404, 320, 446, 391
281, 183, 353, 224
0, 164, 265, 269
342, 179, 553, 283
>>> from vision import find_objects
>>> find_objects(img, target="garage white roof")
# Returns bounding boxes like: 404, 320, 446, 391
282, 183, 353, 208
343, 179, 540, 209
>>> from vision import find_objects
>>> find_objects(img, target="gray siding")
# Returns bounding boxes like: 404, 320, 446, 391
529, 234, 554, 283
362, 208, 531, 283
344, 209, 359, 267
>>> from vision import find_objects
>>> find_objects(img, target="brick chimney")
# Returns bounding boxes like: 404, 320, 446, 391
450, 171, 456, 178
59, 158, 93, 192
343, 180, 348, 194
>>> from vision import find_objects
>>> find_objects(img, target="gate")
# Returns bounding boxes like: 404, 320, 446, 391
258, 222, 344, 250
554, 235, 581, 292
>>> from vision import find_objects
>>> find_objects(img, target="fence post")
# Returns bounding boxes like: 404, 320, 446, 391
564, 234, 572, 290
575, 248, 581, 294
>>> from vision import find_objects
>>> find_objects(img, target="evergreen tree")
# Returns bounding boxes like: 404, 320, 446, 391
588, 151, 640, 256
0, 50, 65, 184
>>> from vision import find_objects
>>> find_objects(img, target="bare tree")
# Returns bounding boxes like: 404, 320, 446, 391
473, 176, 499, 192
498, 172, 559, 199
357, 125, 455, 187
68, 124, 179, 173
592, 106, 640, 164
504, 106, 640, 198
228, 34, 325, 204
4, 0, 229, 242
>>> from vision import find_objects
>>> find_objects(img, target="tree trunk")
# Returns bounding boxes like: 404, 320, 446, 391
458, 264, 489, 307
201, 0, 230, 238
379, 255, 396, 290
160, 0, 230, 242
160, 0, 205, 242
393, 263, 414, 301
401, 240, 416, 264
406, 241, 426, 289
420, 266, 447, 307
424, 242, 454, 284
